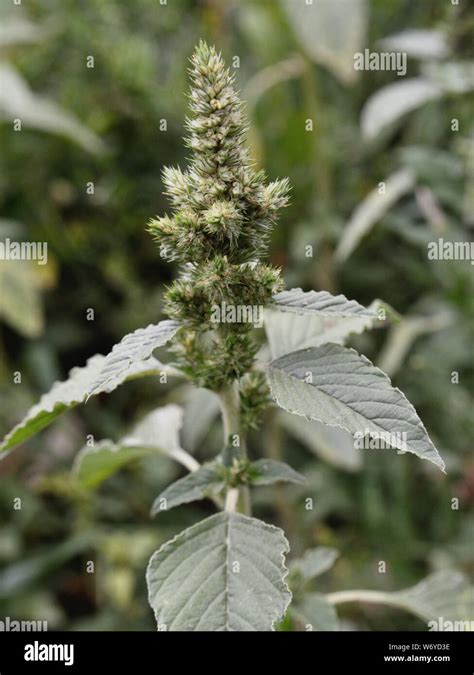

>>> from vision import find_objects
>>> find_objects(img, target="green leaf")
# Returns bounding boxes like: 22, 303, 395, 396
146, 512, 291, 631
335, 169, 416, 263
0, 354, 164, 458
328, 571, 474, 625
0, 260, 44, 337
282, 0, 368, 84
0, 64, 106, 155
86, 320, 179, 398
74, 405, 186, 489
290, 547, 339, 581
361, 79, 442, 141
265, 290, 380, 359
292, 593, 339, 631
151, 463, 224, 515
378, 30, 449, 60
74, 442, 153, 489
280, 411, 362, 471
249, 459, 305, 486
267, 344, 445, 471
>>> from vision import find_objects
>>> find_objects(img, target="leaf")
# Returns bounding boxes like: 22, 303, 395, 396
0, 533, 95, 600
393, 571, 473, 623
282, 0, 368, 84
281, 411, 362, 471
0, 64, 106, 155
74, 405, 187, 489
265, 290, 380, 359
249, 459, 305, 486
74, 442, 154, 489
86, 320, 179, 398
0, 259, 44, 337
361, 78, 442, 141
335, 169, 416, 263
290, 547, 339, 581
180, 387, 220, 452
378, 30, 449, 60
266, 343, 445, 471
292, 593, 339, 631
422, 61, 474, 94
146, 512, 291, 631
151, 463, 224, 515
0, 17, 46, 48
0, 355, 164, 458
328, 571, 474, 625
377, 311, 453, 377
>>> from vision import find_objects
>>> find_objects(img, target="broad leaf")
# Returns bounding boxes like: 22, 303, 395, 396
290, 547, 339, 581
0, 259, 44, 337
328, 571, 473, 625
86, 320, 179, 398
147, 512, 291, 631
151, 463, 224, 515
281, 411, 362, 471
282, 0, 368, 84
266, 344, 445, 471
249, 459, 305, 486
265, 290, 380, 359
335, 169, 415, 263
0, 355, 164, 458
74, 405, 187, 488
292, 593, 339, 631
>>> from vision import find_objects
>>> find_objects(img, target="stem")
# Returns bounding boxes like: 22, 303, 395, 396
218, 381, 242, 446
218, 381, 251, 516
326, 590, 401, 608
168, 447, 200, 473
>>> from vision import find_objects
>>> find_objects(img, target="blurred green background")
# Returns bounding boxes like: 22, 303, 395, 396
0, 0, 473, 630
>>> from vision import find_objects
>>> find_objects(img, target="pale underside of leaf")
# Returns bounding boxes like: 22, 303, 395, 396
0, 355, 165, 458
146, 512, 291, 631
74, 405, 185, 489
86, 320, 179, 398
266, 289, 379, 359
280, 410, 362, 471
267, 343, 445, 471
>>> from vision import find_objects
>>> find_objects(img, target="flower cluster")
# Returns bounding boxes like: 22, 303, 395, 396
148, 41, 289, 390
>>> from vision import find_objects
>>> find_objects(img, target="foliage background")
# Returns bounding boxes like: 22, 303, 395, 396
0, 0, 472, 630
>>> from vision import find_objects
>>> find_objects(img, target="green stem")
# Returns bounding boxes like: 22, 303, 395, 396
218, 381, 251, 516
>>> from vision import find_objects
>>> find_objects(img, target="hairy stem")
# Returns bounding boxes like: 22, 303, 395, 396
218, 381, 251, 516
